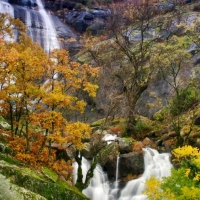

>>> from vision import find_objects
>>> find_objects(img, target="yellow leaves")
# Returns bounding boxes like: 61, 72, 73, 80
48, 131, 67, 144
43, 90, 65, 107
144, 176, 175, 200
185, 168, 191, 177
172, 145, 200, 161
83, 82, 99, 97
181, 186, 200, 199
74, 100, 86, 114
65, 121, 91, 150
193, 173, 200, 181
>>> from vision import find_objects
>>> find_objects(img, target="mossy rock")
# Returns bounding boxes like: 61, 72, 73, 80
0, 143, 14, 155
0, 158, 89, 200
96, 142, 119, 166
11, 183, 47, 200
41, 167, 58, 183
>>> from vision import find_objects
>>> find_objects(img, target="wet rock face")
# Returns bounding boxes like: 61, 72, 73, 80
65, 8, 110, 33
8, 0, 38, 8
104, 152, 144, 181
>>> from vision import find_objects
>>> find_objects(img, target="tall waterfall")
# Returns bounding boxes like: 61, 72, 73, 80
35, 0, 60, 52
82, 148, 172, 200
0, 1, 14, 17
0, 0, 60, 52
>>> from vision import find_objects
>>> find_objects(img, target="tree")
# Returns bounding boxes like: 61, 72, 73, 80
0, 33, 48, 152
84, 0, 162, 134
150, 34, 199, 145
0, 14, 100, 180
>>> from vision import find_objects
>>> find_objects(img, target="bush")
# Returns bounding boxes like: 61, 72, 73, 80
169, 86, 200, 116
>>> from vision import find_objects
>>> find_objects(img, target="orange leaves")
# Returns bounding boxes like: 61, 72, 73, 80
0, 15, 99, 174
8, 136, 27, 153
8, 132, 56, 167
30, 111, 65, 131
52, 159, 73, 179
44, 48, 99, 118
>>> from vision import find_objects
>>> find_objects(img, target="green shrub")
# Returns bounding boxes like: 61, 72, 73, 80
169, 86, 200, 116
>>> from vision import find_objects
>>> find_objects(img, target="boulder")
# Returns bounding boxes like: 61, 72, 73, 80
0, 116, 11, 130
81, 143, 93, 159
0, 158, 88, 200
96, 142, 119, 166
65, 8, 110, 33
117, 138, 133, 153
104, 152, 144, 181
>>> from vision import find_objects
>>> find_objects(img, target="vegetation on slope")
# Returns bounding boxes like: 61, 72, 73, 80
0, 0, 200, 199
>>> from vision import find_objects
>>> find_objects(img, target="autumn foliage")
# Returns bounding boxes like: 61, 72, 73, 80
0, 14, 99, 179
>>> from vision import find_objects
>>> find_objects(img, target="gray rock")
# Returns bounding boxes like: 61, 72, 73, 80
104, 152, 144, 180
192, 52, 200, 65
65, 9, 110, 33
118, 138, 133, 153
81, 143, 93, 159
96, 142, 119, 166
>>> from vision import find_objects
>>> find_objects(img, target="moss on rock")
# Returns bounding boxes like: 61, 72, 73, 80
41, 167, 58, 183
0, 157, 88, 200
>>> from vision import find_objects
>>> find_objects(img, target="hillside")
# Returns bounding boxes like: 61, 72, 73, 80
0, 0, 200, 199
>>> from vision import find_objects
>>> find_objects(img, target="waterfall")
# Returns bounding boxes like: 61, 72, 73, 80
83, 148, 172, 200
118, 148, 172, 200
83, 165, 110, 200
115, 155, 120, 188
35, 0, 60, 52
73, 156, 91, 185
0, 1, 14, 17
0, 0, 60, 53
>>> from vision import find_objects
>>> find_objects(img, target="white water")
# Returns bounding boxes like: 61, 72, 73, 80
73, 157, 91, 184
0, 0, 60, 53
115, 155, 120, 188
0, 1, 14, 17
0, 0, 16, 41
35, 0, 60, 52
83, 148, 172, 200
103, 134, 118, 144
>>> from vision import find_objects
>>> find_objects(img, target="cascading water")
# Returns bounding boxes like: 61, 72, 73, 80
82, 148, 172, 200
0, 0, 15, 41
118, 148, 172, 200
0, 1, 14, 17
115, 155, 120, 188
73, 156, 91, 185
35, 0, 60, 52
0, 0, 60, 53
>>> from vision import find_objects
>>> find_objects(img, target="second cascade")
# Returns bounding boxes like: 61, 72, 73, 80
73, 148, 173, 200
